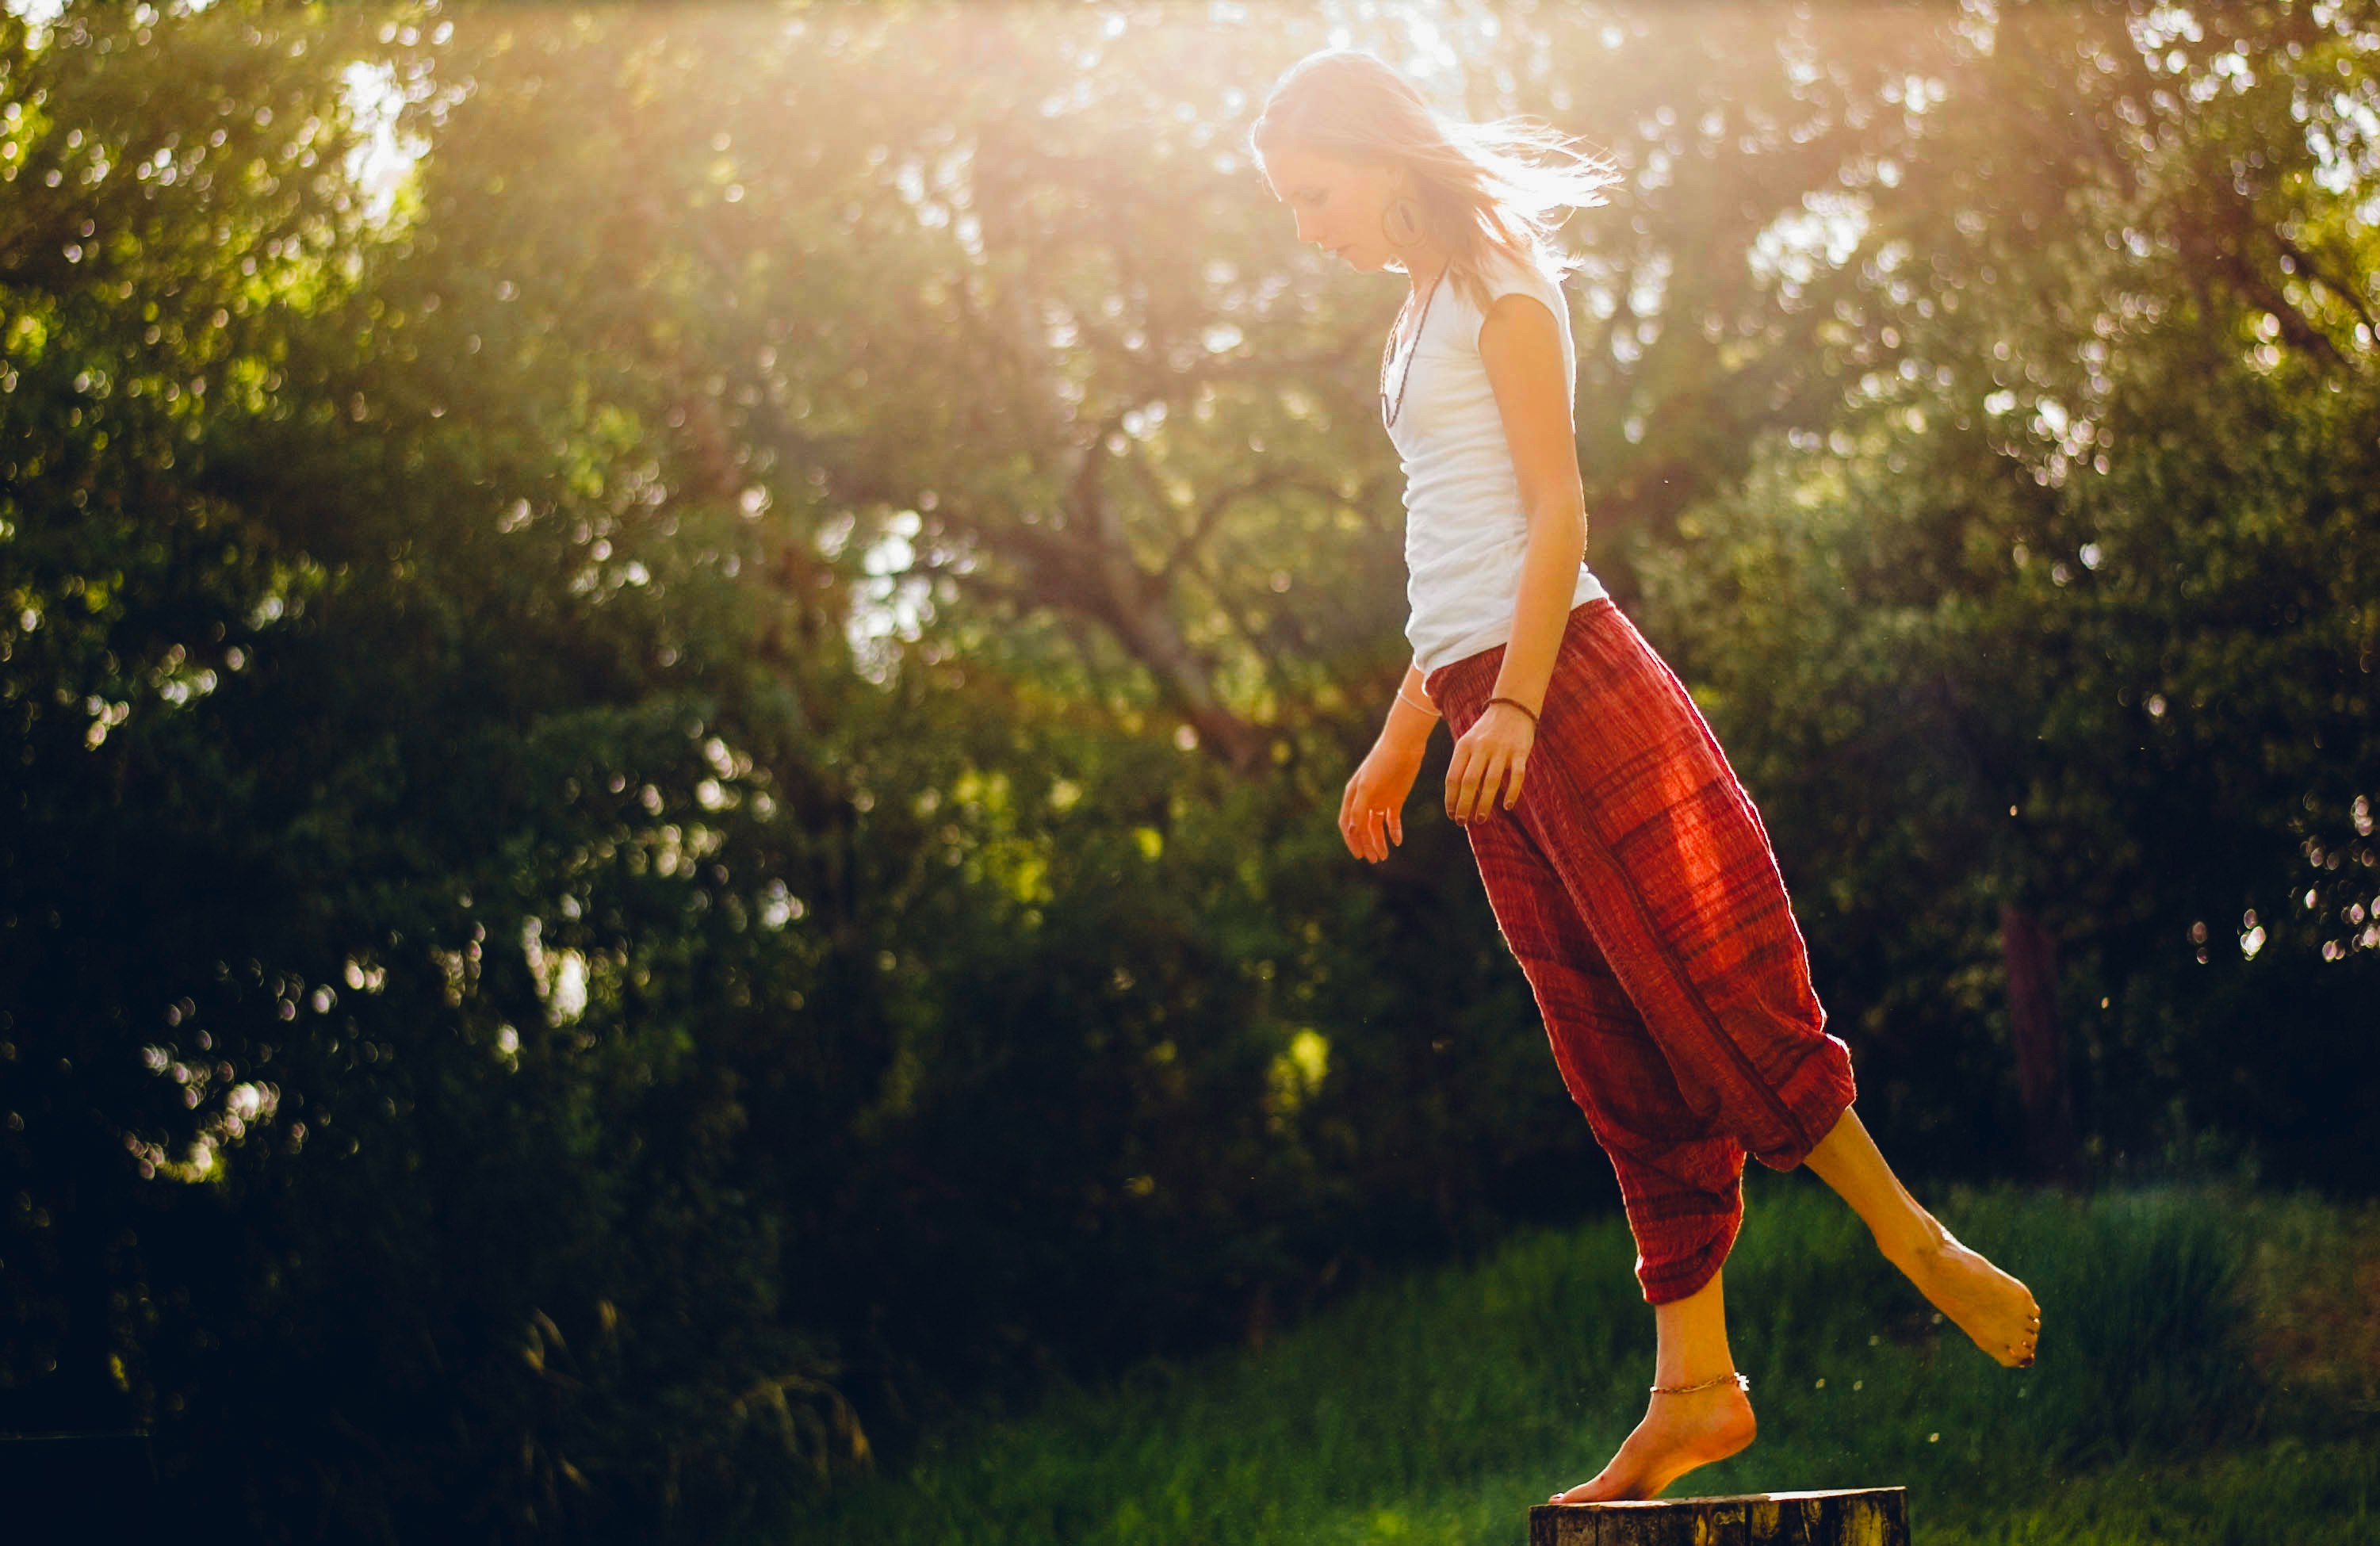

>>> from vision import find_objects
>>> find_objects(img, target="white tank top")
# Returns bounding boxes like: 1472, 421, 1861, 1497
1385, 244, 1607, 681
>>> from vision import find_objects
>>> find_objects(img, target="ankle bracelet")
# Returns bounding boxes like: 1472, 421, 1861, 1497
1649, 1371, 1750, 1396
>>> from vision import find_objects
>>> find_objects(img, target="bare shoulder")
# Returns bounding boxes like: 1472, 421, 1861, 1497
1475, 250, 1563, 352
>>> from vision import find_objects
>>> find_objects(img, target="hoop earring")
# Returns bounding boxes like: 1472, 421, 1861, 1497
1381, 194, 1424, 247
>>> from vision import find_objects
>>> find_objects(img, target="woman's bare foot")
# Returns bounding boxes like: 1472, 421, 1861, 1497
1548, 1380, 1756, 1505
1891, 1226, 2041, 1367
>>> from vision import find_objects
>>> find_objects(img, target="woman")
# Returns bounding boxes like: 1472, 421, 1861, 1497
1249, 51, 2041, 1506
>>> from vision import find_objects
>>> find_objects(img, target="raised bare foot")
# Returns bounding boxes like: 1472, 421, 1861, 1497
1892, 1225, 2041, 1367
1548, 1378, 1756, 1505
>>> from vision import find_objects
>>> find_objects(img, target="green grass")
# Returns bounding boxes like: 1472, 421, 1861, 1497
763, 1178, 2380, 1544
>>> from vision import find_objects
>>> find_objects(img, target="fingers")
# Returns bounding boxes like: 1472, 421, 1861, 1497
1448, 746, 1509, 825
1443, 743, 1472, 823
1479, 752, 1512, 818
1341, 800, 1395, 863
1387, 806, 1403, 848
1445, 716, 1537, 823
1456, 756, 1494, 823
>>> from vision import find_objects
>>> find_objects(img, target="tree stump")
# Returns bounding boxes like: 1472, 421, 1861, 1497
1528, 1487, 1907, 1544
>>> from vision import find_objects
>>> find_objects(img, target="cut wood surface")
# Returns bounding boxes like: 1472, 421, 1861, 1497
1526, 1487, 1908, 1545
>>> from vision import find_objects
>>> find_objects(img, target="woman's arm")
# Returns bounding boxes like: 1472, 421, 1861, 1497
1488, 498, 1586, 718
1479, 285, 1589, 718
1444, 286, 1588, 823
1379, 660, 1439, 756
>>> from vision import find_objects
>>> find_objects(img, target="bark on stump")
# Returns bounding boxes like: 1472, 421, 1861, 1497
1528, 1487, 1907, 1544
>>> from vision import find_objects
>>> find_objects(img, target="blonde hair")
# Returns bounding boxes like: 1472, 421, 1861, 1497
1247, 49, 1624, 316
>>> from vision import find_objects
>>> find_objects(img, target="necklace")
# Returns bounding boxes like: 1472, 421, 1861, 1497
1379, 268, 1444, 430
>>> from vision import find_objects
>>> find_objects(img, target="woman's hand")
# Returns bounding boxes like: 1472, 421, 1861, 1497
1340, 734, 1424, 863
1445, 702, 1536, 825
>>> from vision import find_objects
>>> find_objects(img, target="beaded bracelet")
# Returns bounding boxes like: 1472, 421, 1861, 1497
1487, 695, 1540, 725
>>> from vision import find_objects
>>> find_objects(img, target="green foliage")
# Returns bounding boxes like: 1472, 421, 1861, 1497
1627, 161, 2380, 1182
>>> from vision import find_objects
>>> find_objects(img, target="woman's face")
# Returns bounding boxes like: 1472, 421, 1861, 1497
1264, 145, 1398, 270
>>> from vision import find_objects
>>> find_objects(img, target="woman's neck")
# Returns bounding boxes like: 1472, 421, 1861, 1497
1402, 247, 1449, 297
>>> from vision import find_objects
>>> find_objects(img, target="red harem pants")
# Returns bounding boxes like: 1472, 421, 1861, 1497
1424, 597, 1857, 1305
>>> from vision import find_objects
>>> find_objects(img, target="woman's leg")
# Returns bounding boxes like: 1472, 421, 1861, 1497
1453, 740, 1765, 1503
1456, 788, 1752, 1305
1433, 609, 1770, 1503
1548, 1265, 1756, 1504
1478, 603, 1862, 1179
1801, 1106, 2041, 1367
1426, 600, 2035, 1504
